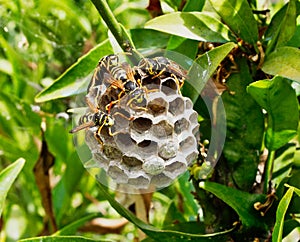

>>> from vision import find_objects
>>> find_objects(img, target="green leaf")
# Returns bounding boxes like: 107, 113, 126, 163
262, 47, 300, 82
0, 58, 12, 75
272, 186, 294, 242
130, 29, 170, 49
182, 0, 205, 11
35, 39, 113, 102
265, 0, 298, 55
0, 158, 25, 217
247, 76, 299, 150
209, 0, 258, 45
272, 144, 296, 188
145, 12, 233, 43
0, 35, 26, 98
221, 57, 264, 190
199, 181, 267, 230
97, 183, 235, 241
19, 235, 112, 242
167, 36, 198, 60
53, 213, 102, 236
283, 219, 300, 238
183, 42, 236, 103
53, 152, 84, 224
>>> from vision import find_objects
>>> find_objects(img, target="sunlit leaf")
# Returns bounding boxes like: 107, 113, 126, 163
183, 42, 236, 102
199, 181, 267, 230
35, 40, 112, 102
145, 12, 233, 43
272, 186, 294, 242
247, 76, 299, 150
265, 0, 298, 55
209, 0, 258, 45
0, 158, 25, 216
0, 58, 12, 75
262, 47, 300, 82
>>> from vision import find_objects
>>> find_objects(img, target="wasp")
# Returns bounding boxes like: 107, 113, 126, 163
137, 56, 187, 88
101, 61, 148, 113
87, 54, 121, 94
69, 100, 115, 146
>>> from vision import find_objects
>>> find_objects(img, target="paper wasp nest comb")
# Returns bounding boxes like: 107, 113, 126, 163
74, 54, 199, 191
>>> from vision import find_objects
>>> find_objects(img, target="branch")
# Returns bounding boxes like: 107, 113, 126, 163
90, 0, 135, 52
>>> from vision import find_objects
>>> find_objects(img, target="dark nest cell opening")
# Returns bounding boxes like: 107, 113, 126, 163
147, 98, 167, 116
161, 78, 178, 95
131, 117, 152, 133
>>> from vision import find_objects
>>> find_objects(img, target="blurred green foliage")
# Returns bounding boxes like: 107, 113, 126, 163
0, 0, 300, 241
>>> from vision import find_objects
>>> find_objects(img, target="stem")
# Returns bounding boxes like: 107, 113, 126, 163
263, 150, 275, 194
90, 0, 135, 52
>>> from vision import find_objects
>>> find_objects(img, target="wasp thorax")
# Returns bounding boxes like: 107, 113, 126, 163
76, 54, 199, 191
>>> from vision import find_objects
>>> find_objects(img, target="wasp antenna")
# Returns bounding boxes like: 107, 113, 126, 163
69, 121, 95, 133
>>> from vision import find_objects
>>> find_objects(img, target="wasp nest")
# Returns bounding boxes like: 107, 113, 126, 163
73, 55, 199, 190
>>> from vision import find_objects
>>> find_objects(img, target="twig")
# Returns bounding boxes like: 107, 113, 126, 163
90, 0, 135, 53
263, 150, 275, 194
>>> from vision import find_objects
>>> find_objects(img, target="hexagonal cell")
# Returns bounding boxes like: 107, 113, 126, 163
147, 98, 168, 116
142, 156, 165, 175
142, 76, 161, 91
164, 160, 187, 177
185, 98, 193, 110
151, 173, 172, 188
137, 140, 158, 156
107, 165, 128, 184
169, 97, 184, 116
185, 151, 199, 164
158, 142, 177, 160
103, 144, 123, 160
121, 155, 143, 167
128, 175, 150, 189
85, 129, 100, 152
111, 107, 131, 128
92, 153, 110, 169
161, 77, 178, 95
189, 111, 198, 125
174, 118, 190, 134
131, 117, 153, 133
114, 133, 136, 151
192, 125, 200, 138
152, 120, 173, 138
179, 136, 197, 152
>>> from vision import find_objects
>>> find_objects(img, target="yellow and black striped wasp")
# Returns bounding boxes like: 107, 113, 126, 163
69, 99, 115, 146
137, 56, 188, 89
88, 54, 147, 113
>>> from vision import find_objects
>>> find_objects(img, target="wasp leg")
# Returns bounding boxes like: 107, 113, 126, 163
170, 74, 183, 94
94, 121, 107, 146
94, 132, 104, 147
105, 99, 121, 113
108, 128, 122, 137
151, 67, 166, 79
112, 111, 134, 121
